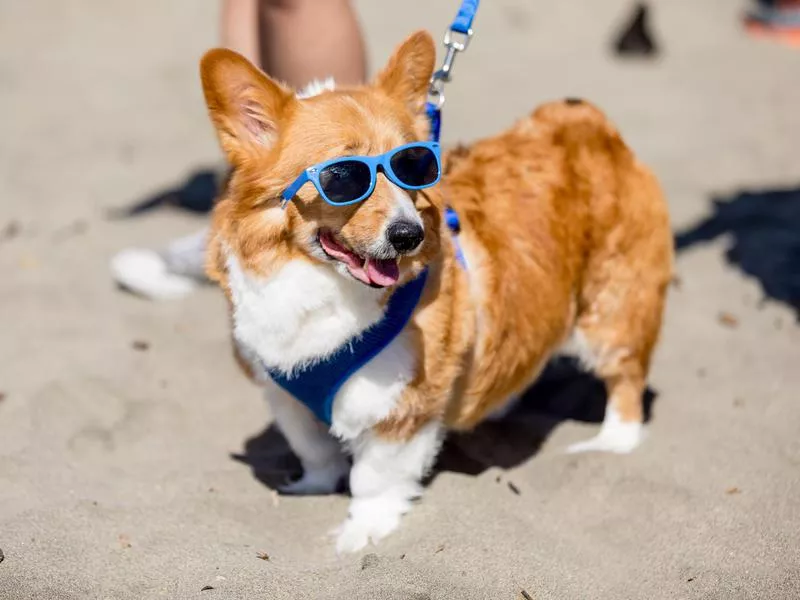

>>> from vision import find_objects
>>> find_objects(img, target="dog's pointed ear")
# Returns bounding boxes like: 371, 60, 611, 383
200, 49, 293, 164
375, 31, 436, 114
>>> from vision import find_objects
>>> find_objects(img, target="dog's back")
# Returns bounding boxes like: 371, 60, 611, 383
442, 99, 673, 446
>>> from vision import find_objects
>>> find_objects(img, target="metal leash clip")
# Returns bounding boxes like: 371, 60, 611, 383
427, 27, 474, 109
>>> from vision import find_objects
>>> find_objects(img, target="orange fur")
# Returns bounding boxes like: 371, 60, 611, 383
201, 32, 673, 444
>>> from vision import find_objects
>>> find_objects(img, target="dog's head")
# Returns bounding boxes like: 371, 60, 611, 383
201, 31, 442, 288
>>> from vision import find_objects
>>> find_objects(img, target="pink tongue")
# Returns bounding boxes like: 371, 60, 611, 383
319, 231, 399, 287
365, 258, 400, 287
319, 231, 362, 269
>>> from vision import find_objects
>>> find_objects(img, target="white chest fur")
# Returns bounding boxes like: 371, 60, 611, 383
226, 255, 416, 439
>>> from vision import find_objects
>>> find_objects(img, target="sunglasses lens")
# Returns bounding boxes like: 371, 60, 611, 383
318, 160, 371, 204
390, 146, 439, 188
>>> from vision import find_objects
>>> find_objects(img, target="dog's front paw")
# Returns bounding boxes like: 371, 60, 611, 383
279, 458, 349, 495
333, 493, 410, 553
334, 510, 401, 554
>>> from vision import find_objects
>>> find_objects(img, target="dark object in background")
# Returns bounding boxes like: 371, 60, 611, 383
108, 167, 227, 219
675, 186, 800, 320
614, 3, 659, 57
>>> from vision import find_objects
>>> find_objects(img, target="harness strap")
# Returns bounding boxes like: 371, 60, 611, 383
265, 270, 428, 425
445, 207, 467, 268
425, 103, 442, 145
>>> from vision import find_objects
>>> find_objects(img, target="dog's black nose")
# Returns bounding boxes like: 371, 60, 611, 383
386, 220, 424, 254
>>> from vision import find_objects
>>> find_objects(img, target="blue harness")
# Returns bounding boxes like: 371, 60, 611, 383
265, 271, 428, 424
265, 1, 478, 425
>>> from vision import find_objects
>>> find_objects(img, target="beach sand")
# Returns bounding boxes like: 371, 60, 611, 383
1, 1, 799, 598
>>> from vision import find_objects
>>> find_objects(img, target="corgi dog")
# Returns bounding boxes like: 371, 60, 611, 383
200, 31, 673, 553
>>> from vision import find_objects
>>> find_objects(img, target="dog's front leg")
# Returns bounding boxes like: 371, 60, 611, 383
335, 420, 442, 553
264, 381, 350, 495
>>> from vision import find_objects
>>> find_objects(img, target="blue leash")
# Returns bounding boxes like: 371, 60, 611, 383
426, 0, 479, 145
264, 1, 480, 426
450, 0, 480, 34
427, 0, 479, 268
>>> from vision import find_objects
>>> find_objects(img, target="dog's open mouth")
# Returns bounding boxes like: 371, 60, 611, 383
318, 230, 399, 288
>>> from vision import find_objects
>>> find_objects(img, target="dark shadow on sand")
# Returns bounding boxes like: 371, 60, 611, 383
435, 358, 656, 477
675, 184, 800, 319
231, 357, 658, 490
107, 166, 224, 219
231, 424, 304, 492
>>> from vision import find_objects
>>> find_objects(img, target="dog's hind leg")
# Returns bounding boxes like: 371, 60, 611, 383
566, 341, 649, 454
565, 142, 672, 453
265, 382, 350, 495
334, 420, 443, 553
110, 228, 209, 300
566, 252, 669, 454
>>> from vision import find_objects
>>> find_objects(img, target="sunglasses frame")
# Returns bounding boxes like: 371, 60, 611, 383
280, 141, 442, 208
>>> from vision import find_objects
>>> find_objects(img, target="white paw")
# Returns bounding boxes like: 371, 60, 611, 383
110, 248, 199, 300
279, 459, 348, 495
333, 494, 410, 554
334, 512, 400, 554
567, 421, 643, 454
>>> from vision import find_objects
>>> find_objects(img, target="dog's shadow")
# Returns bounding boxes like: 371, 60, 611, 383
231, 358, 657, 489
436, 359, 656, 477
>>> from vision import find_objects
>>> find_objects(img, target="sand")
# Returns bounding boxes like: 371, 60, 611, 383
1, 0, 799, 598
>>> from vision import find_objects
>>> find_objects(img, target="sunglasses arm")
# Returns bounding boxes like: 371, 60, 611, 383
280, 171, 311, 209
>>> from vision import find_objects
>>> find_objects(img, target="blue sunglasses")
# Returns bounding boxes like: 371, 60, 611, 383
281, 141, 441, 208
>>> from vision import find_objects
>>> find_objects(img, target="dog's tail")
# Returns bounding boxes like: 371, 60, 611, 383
530, 98, 628, 152
529, 97, 650, 195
